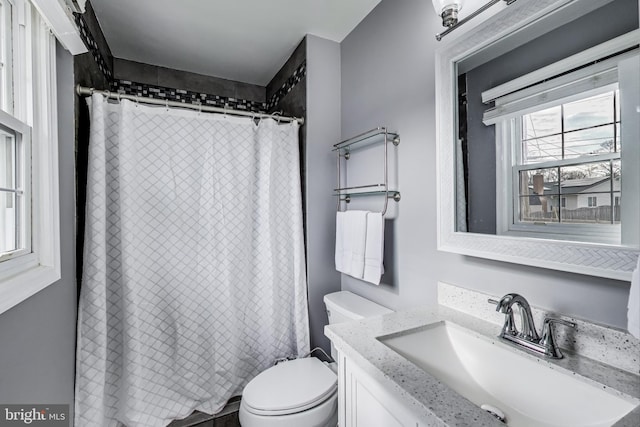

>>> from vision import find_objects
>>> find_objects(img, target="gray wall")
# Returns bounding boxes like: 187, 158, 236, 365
0, 42, 76, 416
464, 0, 638, 233
305, 35, 342, 353
339, 0, 632, 328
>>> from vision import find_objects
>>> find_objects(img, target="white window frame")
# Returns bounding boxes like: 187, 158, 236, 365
0, 0, 61, 315
495, 84, 623, 245
0, 0, 16, 114
0, 110, 32, 262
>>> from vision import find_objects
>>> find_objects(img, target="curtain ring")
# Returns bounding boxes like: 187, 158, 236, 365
198, 102, 202, 115
104, 90, 110, 102
117, 93, 121, 102
165, 99, 169, 111
135, 96, 139, 107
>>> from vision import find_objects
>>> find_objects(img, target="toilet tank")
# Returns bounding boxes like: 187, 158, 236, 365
324, 291, 392, 324
324, 291, 392, 359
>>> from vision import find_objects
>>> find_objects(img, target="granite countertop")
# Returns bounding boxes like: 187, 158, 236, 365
324, 305, 640, 427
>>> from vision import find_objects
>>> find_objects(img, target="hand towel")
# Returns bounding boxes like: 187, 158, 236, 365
335, 210, 368, 277
335, 212, 345, 273
363, 212, 385, 285
346, 211, 368, 279
628, 255, 640, 339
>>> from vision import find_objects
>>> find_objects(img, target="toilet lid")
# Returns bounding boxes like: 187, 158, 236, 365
242, 357, 337, 415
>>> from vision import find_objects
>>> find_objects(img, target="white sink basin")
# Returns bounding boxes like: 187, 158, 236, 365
378, 321, 638, 427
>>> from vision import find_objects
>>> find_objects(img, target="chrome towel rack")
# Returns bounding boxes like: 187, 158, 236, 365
333, 127, 400, 216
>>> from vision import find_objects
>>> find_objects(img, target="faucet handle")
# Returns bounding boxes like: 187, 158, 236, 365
488, 297, 517, 337
540, 317, 576, 359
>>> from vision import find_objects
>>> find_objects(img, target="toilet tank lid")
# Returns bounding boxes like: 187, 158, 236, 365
323, 291, 393, 320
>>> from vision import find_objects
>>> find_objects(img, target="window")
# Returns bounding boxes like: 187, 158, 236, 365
0, 0, 14, 114
516, 90, 620, 227
0, 0, 61, 314
485, 37, 639, 246
0, 113, 31, 261
0, 0, 29, 265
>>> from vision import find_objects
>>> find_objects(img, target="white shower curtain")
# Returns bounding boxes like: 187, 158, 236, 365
75, 94, 310, 426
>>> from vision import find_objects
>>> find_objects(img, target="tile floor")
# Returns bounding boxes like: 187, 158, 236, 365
168, 397, 241, 427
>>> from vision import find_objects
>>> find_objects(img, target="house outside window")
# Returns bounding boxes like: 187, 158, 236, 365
517, 90, 620, 226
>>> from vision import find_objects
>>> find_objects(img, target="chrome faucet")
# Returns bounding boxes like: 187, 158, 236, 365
489, 293, 576, 359
495, 293, 539, 341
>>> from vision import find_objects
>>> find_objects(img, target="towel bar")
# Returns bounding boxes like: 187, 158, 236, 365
334, 127, 400, 216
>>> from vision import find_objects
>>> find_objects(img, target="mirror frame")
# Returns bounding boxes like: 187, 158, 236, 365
435, 0, 639, 281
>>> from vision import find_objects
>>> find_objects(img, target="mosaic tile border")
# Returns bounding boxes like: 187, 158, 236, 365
111, 80, 267, 113
74, 12, 113, 80
73, 8, 304, 116
267, 61, 306, 112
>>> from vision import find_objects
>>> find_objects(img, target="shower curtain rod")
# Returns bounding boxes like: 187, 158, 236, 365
75, 85, 304, 125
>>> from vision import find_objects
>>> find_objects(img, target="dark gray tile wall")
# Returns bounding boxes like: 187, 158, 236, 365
74, 1, 273, 109
267, 38, 306, 102
267, 38, 307, 112
73, 1, 113, 286
74, 1, 113, 80
111, 79, 267, 113
74, 1, 307, 114
266, 61, 306, 112
114, 59, 265, 104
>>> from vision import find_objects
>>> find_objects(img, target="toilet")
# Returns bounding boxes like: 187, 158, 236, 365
239, 291, 392, 427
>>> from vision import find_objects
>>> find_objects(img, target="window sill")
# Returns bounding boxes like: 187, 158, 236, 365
0, 264, 61, 315
500, 224, 621, 245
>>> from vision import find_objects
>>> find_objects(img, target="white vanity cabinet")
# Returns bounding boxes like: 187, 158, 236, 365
337, 351, 427, 427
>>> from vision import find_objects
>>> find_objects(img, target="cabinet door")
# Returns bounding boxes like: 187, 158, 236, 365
343, 357, 419, 427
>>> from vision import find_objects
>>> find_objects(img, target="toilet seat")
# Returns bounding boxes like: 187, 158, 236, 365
242, 357, 337, 416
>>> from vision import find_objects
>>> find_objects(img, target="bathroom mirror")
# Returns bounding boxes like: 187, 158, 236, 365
435, 0, 639, 280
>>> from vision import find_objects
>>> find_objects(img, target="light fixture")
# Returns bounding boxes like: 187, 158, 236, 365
432, 0, 463, 28
434, 0, 518, 41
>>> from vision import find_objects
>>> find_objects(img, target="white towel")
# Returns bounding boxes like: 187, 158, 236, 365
628, 255, 640, 339
346, 211, 368, 278
335, 212, 345, 272
335, 211, 368, 278
363, 212, 385, 285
